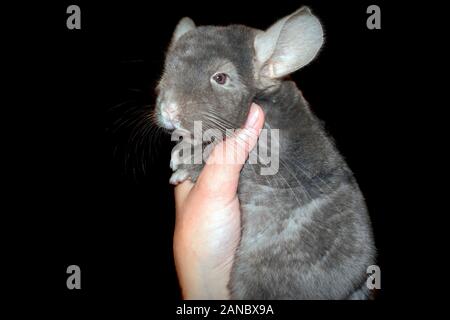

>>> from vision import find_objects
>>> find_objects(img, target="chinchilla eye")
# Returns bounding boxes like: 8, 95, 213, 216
212, 72, 228, 85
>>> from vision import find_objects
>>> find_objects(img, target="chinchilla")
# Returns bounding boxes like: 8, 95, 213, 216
155, 7, 376, 299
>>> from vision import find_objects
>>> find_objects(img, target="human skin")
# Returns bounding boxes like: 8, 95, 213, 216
173, 103, 265, 299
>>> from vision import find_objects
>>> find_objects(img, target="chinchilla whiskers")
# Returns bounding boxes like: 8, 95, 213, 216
108, 102, 146, 135
202, 111, 261, 151
202, 113, 234, 130
111, 103, 153, 131
201, 120, 227, 135
196, 97, 239, 126
203, 116, 230, 132
108, 101, 164, 177
203, 109, 238, 127
202, 115, 239, 143
203, 114, 254, 147
127, 107, 165, 176
106, 99, 137, 115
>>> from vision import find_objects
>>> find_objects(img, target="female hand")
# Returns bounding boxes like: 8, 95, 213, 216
173, 103, 265, 299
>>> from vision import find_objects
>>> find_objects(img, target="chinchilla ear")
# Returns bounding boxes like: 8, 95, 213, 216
254, 7, 324, 79
170, 17, 196, 47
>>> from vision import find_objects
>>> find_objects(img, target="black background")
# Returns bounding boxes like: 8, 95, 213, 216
7, 0, 414, 316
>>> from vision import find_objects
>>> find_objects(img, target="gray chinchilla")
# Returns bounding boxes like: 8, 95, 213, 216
155, 7, 376, 299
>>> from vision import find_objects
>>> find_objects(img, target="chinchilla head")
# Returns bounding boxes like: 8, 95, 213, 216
155, 7, 324, 134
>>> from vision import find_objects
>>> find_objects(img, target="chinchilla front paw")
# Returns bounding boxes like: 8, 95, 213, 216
169, 169, 191, 185
170, 150, 183, 171
169, 164, 203, 185
169, 140, 204, 184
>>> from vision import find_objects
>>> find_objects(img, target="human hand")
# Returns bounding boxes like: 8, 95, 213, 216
173, 103, 265, 299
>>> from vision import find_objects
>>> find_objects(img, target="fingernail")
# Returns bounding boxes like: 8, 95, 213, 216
245, 103, 259, 128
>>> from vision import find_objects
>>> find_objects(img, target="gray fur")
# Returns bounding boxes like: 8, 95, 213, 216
155, 7, 376, 299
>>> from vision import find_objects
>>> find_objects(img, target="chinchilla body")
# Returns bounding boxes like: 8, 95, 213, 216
234, 82, 375, 299
155, 7, 376, 299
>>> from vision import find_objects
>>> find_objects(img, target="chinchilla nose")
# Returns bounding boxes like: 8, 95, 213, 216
157, 97, 180, 129
160, 101, 179, 121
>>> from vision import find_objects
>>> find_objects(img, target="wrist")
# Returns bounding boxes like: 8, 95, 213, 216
174, 234, 231, 299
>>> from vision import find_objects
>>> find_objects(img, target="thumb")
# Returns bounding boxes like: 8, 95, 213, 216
195, 103, 265, 199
